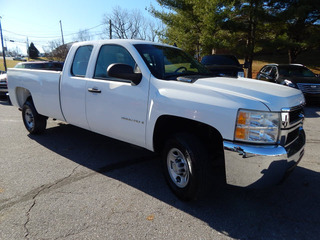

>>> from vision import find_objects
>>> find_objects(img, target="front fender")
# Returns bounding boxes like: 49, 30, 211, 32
145, 77, 269, 151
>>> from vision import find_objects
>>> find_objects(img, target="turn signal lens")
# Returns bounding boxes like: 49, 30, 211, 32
235, 128, 246, 140
237, 111, 248, 125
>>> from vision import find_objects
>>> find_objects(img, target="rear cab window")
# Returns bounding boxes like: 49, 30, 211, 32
71, 45, 93, 77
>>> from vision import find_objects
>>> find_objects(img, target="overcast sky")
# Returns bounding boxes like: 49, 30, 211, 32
1, 0, 160, 54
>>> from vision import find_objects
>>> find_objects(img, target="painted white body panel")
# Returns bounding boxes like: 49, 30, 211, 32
7, 39, 305, 152
144, 76, 304, 150
59, 40, 152, 146
85, 76, 150, 147
7, 68, 65, 121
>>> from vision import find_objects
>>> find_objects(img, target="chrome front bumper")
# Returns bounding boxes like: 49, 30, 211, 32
223, 129, 305, 188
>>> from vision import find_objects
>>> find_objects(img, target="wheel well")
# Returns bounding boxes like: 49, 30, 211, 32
153, 115, 224, 164
15, 87, 32, 108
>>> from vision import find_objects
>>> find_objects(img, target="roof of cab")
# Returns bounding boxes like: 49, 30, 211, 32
71, 39, 176, 49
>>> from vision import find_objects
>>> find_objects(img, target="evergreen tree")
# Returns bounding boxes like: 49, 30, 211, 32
152, 0, 320, 75
152, 0, 268, 77
28, 42, 39, 59
267, 0, 320, 63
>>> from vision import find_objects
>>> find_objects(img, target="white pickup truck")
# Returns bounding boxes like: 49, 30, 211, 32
8, 40, 306, 201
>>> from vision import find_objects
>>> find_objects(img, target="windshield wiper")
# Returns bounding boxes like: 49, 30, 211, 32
164, 72, 210, 80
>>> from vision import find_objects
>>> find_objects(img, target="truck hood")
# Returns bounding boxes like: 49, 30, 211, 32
193, 77, 305, 111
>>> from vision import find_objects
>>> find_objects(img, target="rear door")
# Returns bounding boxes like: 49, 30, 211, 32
85, 44, 149, 147
60, 45, 93, 130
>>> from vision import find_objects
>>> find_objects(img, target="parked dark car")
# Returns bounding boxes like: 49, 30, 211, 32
14, 61, 64, 71
257, 64, 320, 102
201, 55, 244, 78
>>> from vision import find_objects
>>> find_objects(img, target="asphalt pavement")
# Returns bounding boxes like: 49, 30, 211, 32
0, 99, 320, 240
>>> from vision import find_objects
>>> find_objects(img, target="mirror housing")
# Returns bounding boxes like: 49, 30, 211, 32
107, 63, 142, 85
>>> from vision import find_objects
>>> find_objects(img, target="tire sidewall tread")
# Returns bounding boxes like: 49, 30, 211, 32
162, 132, 210, 201
22, 100, 47, 134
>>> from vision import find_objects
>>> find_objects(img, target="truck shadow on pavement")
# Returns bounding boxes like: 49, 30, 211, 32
28, 117, 320, 240
304, 105, 320, 118
0, 98, 11, 106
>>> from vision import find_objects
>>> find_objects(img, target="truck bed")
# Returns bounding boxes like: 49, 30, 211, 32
7, 68, 65, 121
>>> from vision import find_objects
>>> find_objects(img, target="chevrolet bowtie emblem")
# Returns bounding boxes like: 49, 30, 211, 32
282, 112, 289, 128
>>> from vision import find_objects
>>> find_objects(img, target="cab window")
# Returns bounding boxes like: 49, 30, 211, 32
71, 45, 93, 77
94, 44, 136, 80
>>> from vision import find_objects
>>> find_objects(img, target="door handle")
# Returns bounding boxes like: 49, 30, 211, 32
88, 88, 101, 93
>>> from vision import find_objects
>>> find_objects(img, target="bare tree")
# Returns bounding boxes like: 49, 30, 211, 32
73, 29, 92, 42
102, 6, 160, 41
8, 46, 22, 57
146, 21, 162, 42
43, 40, 70, 61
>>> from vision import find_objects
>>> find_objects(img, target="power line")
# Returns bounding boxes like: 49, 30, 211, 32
3, 23, 105, 39
4, 22, 107, 54
3, 29, 65, 38
5, 30, 106, 47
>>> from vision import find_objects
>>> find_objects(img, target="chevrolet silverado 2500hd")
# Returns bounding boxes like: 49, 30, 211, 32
8, 40, 306, 201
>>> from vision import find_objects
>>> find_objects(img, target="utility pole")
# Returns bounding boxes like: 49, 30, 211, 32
26, 37, 29, 60
0, 16, 7, 72
109, 19, 112, 39
60, 20, 65, 45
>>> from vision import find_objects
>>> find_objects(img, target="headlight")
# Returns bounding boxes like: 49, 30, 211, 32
235, 109, 280, 144
284, 79, 296, 88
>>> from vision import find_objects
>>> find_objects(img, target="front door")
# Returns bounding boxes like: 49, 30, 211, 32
85, 44, 149, 147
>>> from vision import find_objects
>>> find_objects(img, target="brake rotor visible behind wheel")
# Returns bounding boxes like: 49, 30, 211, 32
22, 100, 47, 134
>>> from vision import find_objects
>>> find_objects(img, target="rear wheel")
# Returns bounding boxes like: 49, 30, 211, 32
22, 100, 47, 134
162, 132, 211, 201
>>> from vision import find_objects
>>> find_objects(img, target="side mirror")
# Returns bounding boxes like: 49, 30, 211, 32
107, 63, 142, 85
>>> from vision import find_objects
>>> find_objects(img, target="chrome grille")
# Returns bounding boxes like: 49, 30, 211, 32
286, 127, 300, 145
281, 105, 304, 128
281, 105, 304, 146
297, 83, 320, 94
289, 108, 304, 125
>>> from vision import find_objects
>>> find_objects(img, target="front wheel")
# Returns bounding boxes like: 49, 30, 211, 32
162, 133, 211, 201
22, 100, 47, 134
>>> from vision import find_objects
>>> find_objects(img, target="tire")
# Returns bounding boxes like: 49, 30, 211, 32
162, 132, 211, 201
7, 95, 11, 105
22, 100, 47, 134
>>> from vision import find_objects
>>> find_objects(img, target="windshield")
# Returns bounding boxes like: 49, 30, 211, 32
134, 44, 210, 80
278, 66, 316, 78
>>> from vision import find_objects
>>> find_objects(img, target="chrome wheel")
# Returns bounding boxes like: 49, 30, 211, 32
167, 148, 190, 188
24, 108, 34, 130
162, 133, 211, 201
